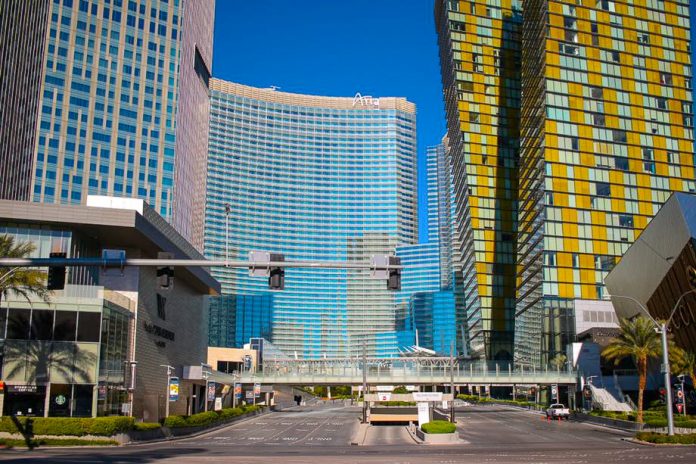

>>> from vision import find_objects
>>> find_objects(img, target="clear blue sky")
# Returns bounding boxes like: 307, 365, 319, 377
212, 0, 444, 244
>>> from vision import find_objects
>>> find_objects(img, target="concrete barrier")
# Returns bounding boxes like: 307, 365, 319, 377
415, 428, 461, 444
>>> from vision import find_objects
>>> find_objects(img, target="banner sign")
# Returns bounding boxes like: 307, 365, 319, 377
169, 377, 179, 402
253, 382, 261, 398
207, 383, 216, 401
214, 397, 223, 411
234, 383, 242, 399
413, 392, 443, 402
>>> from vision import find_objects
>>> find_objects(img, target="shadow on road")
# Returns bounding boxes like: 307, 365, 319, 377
0, 446, 207, 463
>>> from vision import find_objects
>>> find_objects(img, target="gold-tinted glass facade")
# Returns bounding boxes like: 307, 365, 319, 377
436, 0, 522, 360
517, 0, 694, 366
438, 0, 694, 365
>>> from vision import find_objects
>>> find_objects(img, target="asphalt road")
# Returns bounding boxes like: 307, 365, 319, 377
1, 404, 695, 463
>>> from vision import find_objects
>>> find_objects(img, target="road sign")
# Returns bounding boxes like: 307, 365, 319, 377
413, 392, 443, 402
677, 404, 684, 414
169, 377, 179, 402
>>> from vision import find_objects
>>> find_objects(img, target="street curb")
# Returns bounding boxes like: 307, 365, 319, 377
350, 422, 369, 446
623, 438, 657, 447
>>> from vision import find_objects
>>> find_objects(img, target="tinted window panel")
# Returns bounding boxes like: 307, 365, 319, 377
6, 308, 30, 339
77, 312, 101, 342
30, 309, 54, 340
54, 311, 77, 341
0, 307, 6, 338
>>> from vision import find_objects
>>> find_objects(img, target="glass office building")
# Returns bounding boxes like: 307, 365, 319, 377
394, 140, 457, 354
13, 0, 214, 251
435, 0, 522, 361
516, 0, 694, 367
208, 294, 273, 349
0, 0, 50, 201
205, 80, 417, 358
437, 0, 694, 366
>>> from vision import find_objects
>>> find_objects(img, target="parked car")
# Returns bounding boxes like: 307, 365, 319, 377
546, 403, 570, 419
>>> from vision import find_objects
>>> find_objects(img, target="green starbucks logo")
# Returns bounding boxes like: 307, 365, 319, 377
55, 395, 67, 406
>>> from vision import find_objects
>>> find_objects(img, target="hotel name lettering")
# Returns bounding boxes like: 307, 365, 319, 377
143, 321, 175, 342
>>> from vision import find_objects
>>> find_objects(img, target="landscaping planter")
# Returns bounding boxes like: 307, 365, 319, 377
416, 428, 460, 444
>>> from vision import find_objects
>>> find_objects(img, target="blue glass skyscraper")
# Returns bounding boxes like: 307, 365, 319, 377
395, 139, 457, 354
205, 80, 417, 358
13, 0, 214, 250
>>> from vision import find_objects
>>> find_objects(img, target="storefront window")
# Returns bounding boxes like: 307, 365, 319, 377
30, 309, 54, 340
6, 308, 30, 339
77, 312, 101, 342
54, 311, 77, 341
49, 384, 71, 417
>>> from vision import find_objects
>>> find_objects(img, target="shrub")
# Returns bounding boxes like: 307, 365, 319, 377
0, 438, 118, 448
636, 432, 696, 444
0, 416, 134, 437
133, 422, 161, 431
84, 417, 134, 436
184, 411, 219, 427
217, 408, 239, 420
421, 420, 456, 434
163, 415, 188, 428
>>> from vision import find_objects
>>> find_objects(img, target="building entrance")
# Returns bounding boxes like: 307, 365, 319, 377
3, 385, 46, 417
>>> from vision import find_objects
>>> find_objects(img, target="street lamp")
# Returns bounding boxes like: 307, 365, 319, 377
160, 364, 175, 418
201, 363, 212, 412
612, 288, 696, 436
124, 360, 137, 417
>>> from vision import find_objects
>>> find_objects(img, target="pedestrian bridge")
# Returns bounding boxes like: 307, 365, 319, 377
233, 357, 577, 387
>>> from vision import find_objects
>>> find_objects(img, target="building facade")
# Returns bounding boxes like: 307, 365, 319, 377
208, 294, 273, 349
436, 0, 694, 366
0, 198, 219, 420
3, 0, 214, 251
0, 0, 50, 201
205, 80, 417, 358
606, 193, 696, 354
516, 0, 694, 367
435, 0, 522, 361
395, 140, 457, 354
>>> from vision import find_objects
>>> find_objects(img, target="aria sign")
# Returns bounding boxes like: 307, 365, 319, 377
353, 92, 380, 108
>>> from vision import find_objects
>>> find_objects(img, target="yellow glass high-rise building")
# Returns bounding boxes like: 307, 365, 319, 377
435, 0, 522, 361
436, 0, 694, 366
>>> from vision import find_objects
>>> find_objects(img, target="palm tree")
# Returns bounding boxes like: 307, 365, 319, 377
0, 234, 49, 306
602, 316, 662, 423
672, 347, 696, 389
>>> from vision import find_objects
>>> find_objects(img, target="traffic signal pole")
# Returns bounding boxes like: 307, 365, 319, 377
0, 257, 404, 271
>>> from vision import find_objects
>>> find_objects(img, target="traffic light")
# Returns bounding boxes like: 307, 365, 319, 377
157, 252, 174, 290
688, 266, 696, 289
47, 252, 67, 290
268, 253, 284, 290
387, 256, 401, 291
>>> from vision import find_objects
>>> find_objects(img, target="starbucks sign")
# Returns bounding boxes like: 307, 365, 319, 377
55, 395, 67, 406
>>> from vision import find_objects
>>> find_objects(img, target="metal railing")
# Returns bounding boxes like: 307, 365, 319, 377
237, 357, 577, 386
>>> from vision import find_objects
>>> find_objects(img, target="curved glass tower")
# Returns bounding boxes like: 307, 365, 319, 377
205, 80, 417, 358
